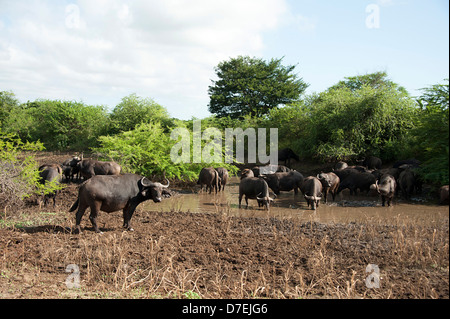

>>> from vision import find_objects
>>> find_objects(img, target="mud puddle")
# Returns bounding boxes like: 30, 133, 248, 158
143, 177, 449, 225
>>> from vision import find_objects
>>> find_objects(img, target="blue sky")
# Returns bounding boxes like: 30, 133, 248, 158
264, 1, 449, 96
0, 0, 448, 120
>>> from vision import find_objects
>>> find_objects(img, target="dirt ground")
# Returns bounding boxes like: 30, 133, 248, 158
0, 152, 448, 299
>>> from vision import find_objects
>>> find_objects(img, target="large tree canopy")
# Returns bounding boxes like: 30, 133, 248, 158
208, 56, 308, 119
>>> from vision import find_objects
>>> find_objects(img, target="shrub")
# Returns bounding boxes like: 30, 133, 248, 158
0, 130, 51, 208
94, 121, 239, 182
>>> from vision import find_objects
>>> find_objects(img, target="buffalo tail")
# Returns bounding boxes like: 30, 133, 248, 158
69, 199, 79, 212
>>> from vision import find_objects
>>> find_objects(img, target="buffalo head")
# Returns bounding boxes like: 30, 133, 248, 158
140, 177, 170, 202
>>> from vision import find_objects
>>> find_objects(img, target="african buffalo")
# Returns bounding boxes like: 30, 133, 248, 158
333, 168, 361, 181
334, 161, 348, 171
239, 177, 274, 210
393, 158, 421, 169
398, 169, 416, 199
197, 167, 220, 194
240, 168, 254, 179
215, 167, 229, 191
317, 172, 340, 203
278, 148, 299, 167
337, 171, 377, 195
62, 165, 73, 182
371, 174, 397, 206
77, 159, 121, 180
371, 168, 401, 181
439, 185, 449, 205
252, 164, 291, 177
300, 176, 322, 210
360, 156, 382, 170
260, 170, 304, 195
38, 164, 62, 207
62, 156, 82, 181
69, 174, 169, 233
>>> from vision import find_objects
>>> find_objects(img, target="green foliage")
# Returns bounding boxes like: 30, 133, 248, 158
1, 72, 447, 187
3, 99, 109, 151
0, 130, 46, 206
109, 93, 173, 134
0, 91, 20, 127
412, 80, 449, 185
94, 121, 239, 181
330, 71, 409, 94
208, 56, 308, 119
265, 101, 311, 157
285, 74, 417, 162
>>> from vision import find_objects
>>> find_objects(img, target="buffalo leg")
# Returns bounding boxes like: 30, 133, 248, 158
331, 189, 337, 202
88, 202, 102, 233
123, 203, 138, 231
75, 203, 88, 233
323, 188, 329, 204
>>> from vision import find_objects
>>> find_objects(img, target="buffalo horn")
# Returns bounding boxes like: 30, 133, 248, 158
141, 177, 170, 188
140, 177, 154, 187
161, 179, 170, 188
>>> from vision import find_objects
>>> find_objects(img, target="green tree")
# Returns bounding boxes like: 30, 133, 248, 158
109, 94, 172, 134
4, 99, 110, 151
208, 56, 308, 119
0, 91, 19, 128
330, 71, 408, 94
413, 80, 449, 185
289, 72, 417, 162
0, 130, 46, 208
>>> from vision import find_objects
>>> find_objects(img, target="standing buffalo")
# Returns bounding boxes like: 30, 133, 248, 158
360, 156, 382, 170
317, 172, 340, 203
398, 169, 416, 199
77, 159, 121, 180
260, 170, 304, 195
334, 161, 348, 171
252, 164, 291, 177
215, 167, 229, 191
240, 168, 254, 179
62, 156, 82, 181
38, 164, 62, 207
371, 174, 397, 206
371, 168, 401, 181
333, 167, 361, 181
337, 171, 377, 195
300, 176, 322, 210
278, 148, 299, 168
197, 167, 220, 194
69, 174, 169, 233
239, 177, 274, 210
393, 158, 421, 169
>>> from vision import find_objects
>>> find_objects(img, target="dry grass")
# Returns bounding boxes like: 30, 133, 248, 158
0, 205, 448, 299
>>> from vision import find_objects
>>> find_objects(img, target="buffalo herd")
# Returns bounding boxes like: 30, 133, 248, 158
37, 148, 448, 233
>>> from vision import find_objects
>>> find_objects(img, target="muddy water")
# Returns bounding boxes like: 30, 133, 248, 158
143, 177, 449, 225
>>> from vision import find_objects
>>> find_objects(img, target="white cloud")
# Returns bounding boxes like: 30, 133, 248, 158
0, 0, 288, 119
294, 14, 317, 33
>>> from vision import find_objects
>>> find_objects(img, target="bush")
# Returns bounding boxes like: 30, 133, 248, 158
412, 81, 449, 185
3, 99, 110, 151
94, 121, 239, 182
266, 75, 417, 163
0, 130, 47, 208
109, 94, 173, 134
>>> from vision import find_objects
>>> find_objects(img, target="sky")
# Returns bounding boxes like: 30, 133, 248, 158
0, 0, 448, 120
